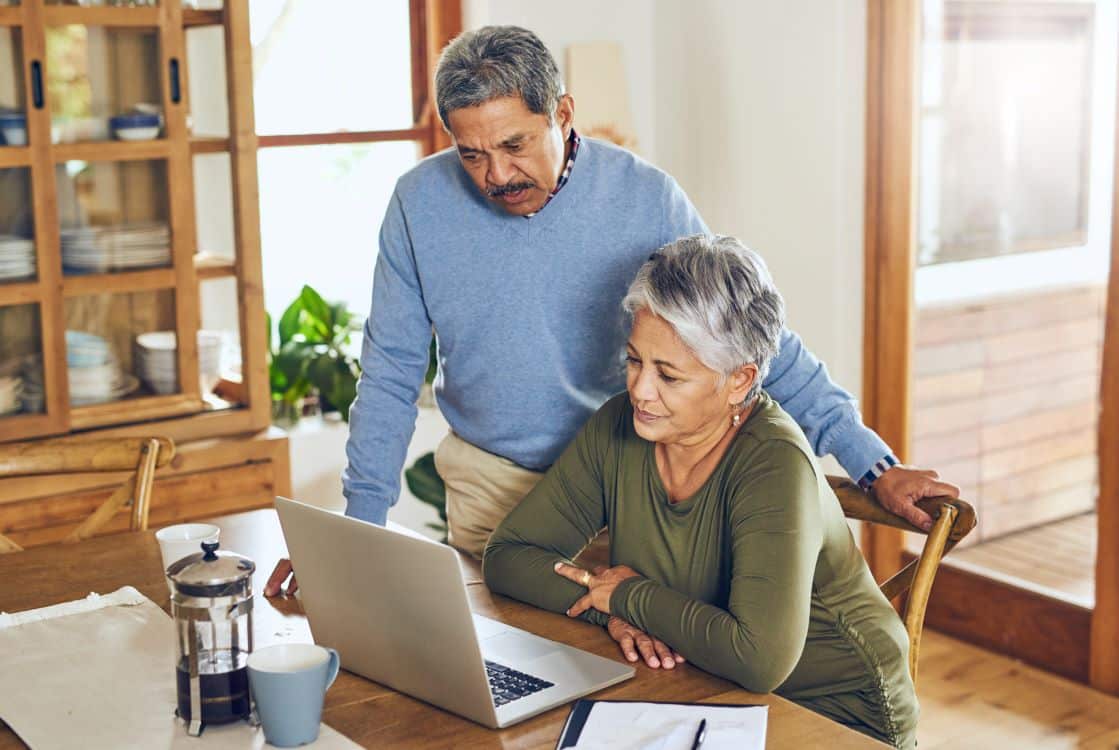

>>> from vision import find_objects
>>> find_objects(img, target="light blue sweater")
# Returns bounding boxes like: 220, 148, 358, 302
342, 138, 890, 524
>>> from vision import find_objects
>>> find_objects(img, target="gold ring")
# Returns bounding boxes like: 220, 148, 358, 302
581, 571, 592, 586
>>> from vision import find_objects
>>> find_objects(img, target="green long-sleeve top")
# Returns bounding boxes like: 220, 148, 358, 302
483, 392, 918, 747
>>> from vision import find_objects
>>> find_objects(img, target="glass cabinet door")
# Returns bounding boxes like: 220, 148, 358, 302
0, 303, 45, 419
44, 23, 163, 145
62, 287, 207, 428
0, 24, 28, 147
2, 1, 264, 440
56, 157, 172, 275
0, 299, 65, 443
0, 167, 36, 284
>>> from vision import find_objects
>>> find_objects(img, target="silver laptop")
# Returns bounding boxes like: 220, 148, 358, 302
274, 496, 634, 728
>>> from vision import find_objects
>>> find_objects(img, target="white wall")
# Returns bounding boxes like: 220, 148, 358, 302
652, 1, 868, 408
464, 0, 658, 159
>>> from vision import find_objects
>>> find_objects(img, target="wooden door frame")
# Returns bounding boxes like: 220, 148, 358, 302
1092, 57, 1119, 692
863, 0, 1119, 693
861, 0, 918, 580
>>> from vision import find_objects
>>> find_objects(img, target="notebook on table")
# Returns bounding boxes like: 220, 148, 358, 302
556, 699, 768, 750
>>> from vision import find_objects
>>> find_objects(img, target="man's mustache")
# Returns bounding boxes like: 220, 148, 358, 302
487, 181, 535, 197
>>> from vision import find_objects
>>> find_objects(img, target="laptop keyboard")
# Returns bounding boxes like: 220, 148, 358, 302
485, 660, 554, 707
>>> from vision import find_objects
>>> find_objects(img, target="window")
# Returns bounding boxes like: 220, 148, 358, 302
918, 1, 1097, 267
915, 0, 1115, 306
247, 1, 458, 324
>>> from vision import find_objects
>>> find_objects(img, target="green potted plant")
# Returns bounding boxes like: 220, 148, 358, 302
268, 284, 361, 425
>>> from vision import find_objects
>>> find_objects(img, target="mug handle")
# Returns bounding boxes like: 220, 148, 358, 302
324, 647, 341, 690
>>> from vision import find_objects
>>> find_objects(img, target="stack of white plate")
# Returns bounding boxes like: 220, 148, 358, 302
135, 330, 223, 395
0, 235, 35, 281
61, 222, 171, 273
65, 330, 139, 406
0, 374, 21, 416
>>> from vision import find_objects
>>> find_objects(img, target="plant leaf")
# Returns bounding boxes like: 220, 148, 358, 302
425, 335, 438, 385
278, 297, 303, 346
300, 285, 333, 338
404, 452, 446, 514
329, 301, 351, 328
274, 340, 311, 389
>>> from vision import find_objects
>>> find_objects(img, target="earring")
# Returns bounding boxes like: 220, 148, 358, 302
731, 400, 745, 426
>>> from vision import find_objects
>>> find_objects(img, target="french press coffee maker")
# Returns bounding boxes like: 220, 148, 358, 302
167, 541, 255, 736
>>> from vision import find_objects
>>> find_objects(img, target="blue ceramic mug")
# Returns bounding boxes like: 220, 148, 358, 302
248, 643, 340, 747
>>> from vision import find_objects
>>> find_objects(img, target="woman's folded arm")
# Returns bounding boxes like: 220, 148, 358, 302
482, 407, 613, 626
610, 442, 823, 692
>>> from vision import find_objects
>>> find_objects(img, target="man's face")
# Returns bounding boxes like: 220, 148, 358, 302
447, 94, 574, 216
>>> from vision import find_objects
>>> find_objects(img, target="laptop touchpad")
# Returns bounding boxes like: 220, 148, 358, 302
482, 631, 560, 662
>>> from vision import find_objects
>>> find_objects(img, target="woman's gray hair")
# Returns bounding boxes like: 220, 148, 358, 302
435, 26, 564, 130
622, 235, 786, 400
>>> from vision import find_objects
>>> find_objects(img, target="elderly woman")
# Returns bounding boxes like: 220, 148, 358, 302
482, 235, 918, 748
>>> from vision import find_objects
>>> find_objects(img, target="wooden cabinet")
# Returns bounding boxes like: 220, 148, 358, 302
0, 1, 287, 543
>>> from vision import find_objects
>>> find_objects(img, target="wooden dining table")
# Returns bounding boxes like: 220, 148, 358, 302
0, 509, 886, 749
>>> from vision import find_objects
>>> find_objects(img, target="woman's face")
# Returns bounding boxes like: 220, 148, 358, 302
625, 308, 755, 446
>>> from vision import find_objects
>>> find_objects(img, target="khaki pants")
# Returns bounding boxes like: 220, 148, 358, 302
434, 431, 545, 559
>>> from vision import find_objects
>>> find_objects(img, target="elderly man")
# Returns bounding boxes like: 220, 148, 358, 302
266, 25, 955, 594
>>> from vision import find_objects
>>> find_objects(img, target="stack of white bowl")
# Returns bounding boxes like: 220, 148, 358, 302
0, 235, 34, 281
135, 330, 223, 395
65, 330, 138, 406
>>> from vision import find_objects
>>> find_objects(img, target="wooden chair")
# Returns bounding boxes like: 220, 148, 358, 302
827, 475, 976, 686
0, 436, 176, 553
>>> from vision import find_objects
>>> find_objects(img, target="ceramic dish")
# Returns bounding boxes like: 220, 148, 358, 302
0, 113, 27, 146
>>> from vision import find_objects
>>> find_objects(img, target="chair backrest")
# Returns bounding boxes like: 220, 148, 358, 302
0, 436, 176, 552
827, 475, 976, 686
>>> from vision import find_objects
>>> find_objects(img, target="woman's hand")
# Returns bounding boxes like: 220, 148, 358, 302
607, 616, 685, 669
553, 561, 642, 618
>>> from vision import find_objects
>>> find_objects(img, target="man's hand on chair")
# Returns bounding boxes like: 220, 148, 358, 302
872, 466, 960, 532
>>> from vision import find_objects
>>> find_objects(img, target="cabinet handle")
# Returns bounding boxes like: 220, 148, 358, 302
31, 61, 43, 109
169, 58, 181, 104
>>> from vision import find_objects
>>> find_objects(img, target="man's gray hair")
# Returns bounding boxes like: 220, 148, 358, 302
622, 235, 786, 400
435, 26, 564, 130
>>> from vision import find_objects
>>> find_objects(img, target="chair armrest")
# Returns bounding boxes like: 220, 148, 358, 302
826, 475, 977, 543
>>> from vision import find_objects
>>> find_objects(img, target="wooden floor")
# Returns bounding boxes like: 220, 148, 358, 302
918, 629, 1119, 749
912, 512, 1097, 607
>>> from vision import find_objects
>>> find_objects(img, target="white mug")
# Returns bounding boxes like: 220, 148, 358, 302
156, 523, 220, 584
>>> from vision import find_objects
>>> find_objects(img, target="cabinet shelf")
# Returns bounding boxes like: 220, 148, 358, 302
183, 9, 223, 27
71, 393, 201, 431
53, 139, 170, 164
41, 6, 160, 28
194, 252, 235, 280
0, 146, 30, 169
190, 136, 230, 155
0, 280, 40, 308
62, 267, 176, 297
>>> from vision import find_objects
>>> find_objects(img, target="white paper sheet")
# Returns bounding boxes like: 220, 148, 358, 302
0, 586, 359, 749
569, 702, 767, 750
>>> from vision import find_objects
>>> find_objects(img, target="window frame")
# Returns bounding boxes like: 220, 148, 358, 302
253, 0, 461, 157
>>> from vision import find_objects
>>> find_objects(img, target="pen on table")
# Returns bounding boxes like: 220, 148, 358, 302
689, 718, 707, 750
